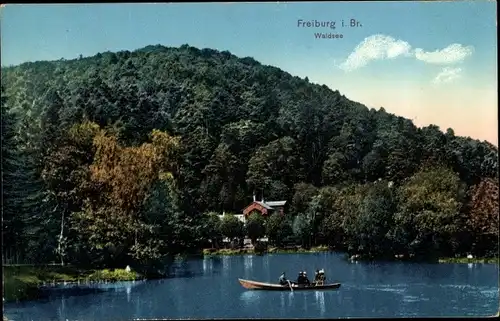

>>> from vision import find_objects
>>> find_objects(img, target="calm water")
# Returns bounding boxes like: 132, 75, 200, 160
3, 253, 499, 320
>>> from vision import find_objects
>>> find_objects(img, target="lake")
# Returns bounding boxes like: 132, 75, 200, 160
3, 252, 499, 320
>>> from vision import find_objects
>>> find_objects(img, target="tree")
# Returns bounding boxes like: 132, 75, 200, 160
245, 212, 266, 244
362, 148, 386, 182
200, 212, 224, 248
220, 214, 244, 240
344, 181, 396, 257
246, 137, 303, 197
334, 184, 370, 254
1, 85, 23, 262
292, 214, 312, 248
39, 88, 65, 151
418, 125, 448, 167
291, 182, 318, 215
2, 44, 498, 265
322, 152, 348, 185
135, 176, 191, 265
199, 143, 239, 212
465, 178, 499, 257
71, 127, 180, 267
392, 166, 465, 258
2, 85, 57, 264
266, 213, 293, 246
466, 178, 499, 236
41, 121, 101, 265
310, 186, 352, 248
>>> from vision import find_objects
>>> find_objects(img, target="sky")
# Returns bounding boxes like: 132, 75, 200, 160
1, 2, 497, 145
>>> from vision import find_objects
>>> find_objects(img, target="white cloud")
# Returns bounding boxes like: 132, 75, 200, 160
339, 34, 412, 71
338, 35, 475, 72
415, 44, 474, 64
432, 67, 463, 84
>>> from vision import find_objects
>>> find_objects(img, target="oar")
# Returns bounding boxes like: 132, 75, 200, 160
287, 279, 293, 292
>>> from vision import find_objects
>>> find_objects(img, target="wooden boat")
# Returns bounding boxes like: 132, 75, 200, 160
238, 278, 341, 291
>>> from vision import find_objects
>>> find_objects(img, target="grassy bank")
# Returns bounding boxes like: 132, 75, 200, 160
345, 254, 499, 264
202, 245, 330, 256
203, 248, 254, 256
3, 265, 142, 302
438, 257, 499, 264
201, 246, 499, 265
269, 245, 330, 254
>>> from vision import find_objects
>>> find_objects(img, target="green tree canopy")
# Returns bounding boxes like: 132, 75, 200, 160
265, 213, 292, 246
220, 214, 244, 240
392, 166, 466, 257
1, 44, 498, 265
245, 212, 266, 243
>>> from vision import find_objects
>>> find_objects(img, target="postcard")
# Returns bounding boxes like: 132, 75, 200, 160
1, 2, 498, 320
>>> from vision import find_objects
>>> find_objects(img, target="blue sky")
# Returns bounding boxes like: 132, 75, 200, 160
1, 2, 497, 144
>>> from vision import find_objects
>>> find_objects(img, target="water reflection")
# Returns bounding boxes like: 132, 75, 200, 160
168, 259, 213, 279
263, 255, 269, 269
57, 296, 66, 320
244, 255, 254, 271
211, 256, 222, 268
203, 257, 216, 274
201, 256, 223, 277
280, 292, 285, 315
222, 256, 230, 276
239, 290, 260, 307
315, 291, 325, 316
203, 258, 209, 273
126, 285, 131, 302
37, 285, 107, 302
278, 292, 295, 310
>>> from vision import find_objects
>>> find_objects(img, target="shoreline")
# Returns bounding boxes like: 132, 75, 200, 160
3, 266, 145, 303
437, 257, 499, 264
202, 245, 331, 256
202, 247, 499, 265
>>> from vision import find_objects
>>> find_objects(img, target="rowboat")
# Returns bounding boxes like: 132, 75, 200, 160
238, 278, 341, 291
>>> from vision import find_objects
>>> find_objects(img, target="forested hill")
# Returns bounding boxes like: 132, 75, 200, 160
2, 44, 498, 266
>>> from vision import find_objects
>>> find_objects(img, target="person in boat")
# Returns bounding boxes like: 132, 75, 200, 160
317, 269, 326, 285
314, 269, 320, 283
296, 271, 304, 285
279, 272, 288, 285
303, 271, 311, 286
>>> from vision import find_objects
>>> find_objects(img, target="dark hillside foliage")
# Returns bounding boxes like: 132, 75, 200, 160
1, 44, 497, 267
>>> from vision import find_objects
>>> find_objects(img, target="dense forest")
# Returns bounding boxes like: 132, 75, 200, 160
2, 44, 498, 270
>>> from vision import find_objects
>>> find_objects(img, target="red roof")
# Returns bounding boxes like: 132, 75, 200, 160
242, 200, 286, 216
